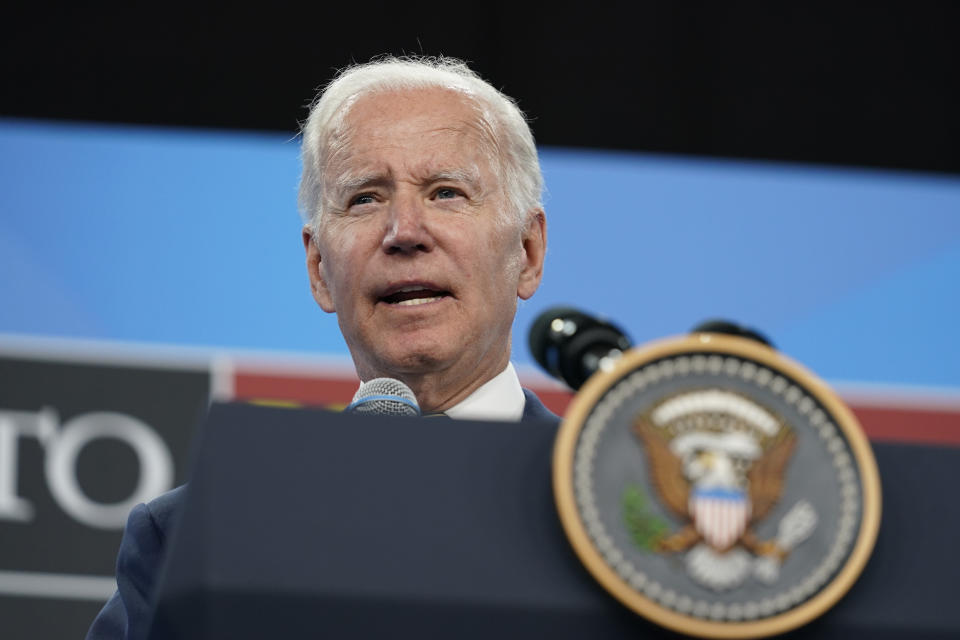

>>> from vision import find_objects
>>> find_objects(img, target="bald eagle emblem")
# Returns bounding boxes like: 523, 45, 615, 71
632, 389, 818, 591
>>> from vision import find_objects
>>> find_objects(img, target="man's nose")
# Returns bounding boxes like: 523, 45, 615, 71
381, 194, 434, 254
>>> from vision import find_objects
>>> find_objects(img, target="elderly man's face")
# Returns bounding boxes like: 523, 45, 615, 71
303, 88, 545, 392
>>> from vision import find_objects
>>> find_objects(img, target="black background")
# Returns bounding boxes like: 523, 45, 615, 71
4, 2, 958, 174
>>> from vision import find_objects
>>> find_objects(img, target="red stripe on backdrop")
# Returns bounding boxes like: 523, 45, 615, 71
231, 371, 960, 447
849, 406, 960, 446
233, 371, 358, 409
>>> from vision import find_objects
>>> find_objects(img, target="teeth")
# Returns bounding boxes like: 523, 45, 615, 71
396, 297, 441, 306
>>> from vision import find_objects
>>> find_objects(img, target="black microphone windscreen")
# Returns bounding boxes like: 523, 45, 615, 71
528, 306, 632, 390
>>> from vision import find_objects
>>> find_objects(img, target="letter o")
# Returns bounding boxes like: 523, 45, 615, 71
45, 412, 174, 529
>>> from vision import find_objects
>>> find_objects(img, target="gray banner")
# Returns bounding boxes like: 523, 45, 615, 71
0, 352, 209, 639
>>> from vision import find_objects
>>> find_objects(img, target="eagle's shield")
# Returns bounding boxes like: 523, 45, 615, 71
689, 487, 751, 551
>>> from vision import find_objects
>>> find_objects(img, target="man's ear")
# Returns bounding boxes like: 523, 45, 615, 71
302, 226, 336, 313
517, 209, 547, 300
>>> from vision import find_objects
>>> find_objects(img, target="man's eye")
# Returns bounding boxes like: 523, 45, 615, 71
351, 193, 376, 206
434, 187, 460, 200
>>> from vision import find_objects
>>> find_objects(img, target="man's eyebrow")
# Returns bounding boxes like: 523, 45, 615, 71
424, 167, 482, 187
333, 173, 391, 197
332, 167, 483, 199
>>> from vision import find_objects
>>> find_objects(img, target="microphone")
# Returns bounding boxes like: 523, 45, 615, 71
529, 306, 632, 391
345, 378, 421, 416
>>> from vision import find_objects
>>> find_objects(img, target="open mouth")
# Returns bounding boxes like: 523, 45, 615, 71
380, 285, 452, 307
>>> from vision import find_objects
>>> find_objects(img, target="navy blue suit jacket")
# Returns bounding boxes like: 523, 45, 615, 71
86, 390, 560, 639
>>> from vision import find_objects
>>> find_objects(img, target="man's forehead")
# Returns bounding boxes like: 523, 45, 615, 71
324, 89, 500, 189
333, 88, 498, 150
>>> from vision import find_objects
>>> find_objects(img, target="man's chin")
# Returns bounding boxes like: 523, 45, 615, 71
354, 342, 457, 382
378, 350, 453, 377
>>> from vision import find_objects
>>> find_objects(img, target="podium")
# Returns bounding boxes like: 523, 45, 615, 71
148, 403, 960, 639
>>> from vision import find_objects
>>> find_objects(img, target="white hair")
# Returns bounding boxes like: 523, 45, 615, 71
297, 56, 542, 235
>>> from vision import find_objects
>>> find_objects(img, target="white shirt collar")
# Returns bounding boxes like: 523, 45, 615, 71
445, 362, 525, 422
353, 363, 526, 422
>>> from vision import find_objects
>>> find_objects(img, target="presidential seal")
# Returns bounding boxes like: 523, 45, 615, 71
553, 333, 881, 638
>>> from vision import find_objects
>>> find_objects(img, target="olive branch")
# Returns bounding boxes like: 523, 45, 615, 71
621, 484, 670, 551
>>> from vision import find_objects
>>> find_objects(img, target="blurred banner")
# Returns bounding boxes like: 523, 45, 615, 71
0, 345, 209, 636
0, 337, 958, 638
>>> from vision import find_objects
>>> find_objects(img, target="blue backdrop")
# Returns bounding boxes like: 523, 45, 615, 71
2, 119, 959, 388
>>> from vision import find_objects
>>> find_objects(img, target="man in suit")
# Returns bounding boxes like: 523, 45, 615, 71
87, 56, 555, 639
